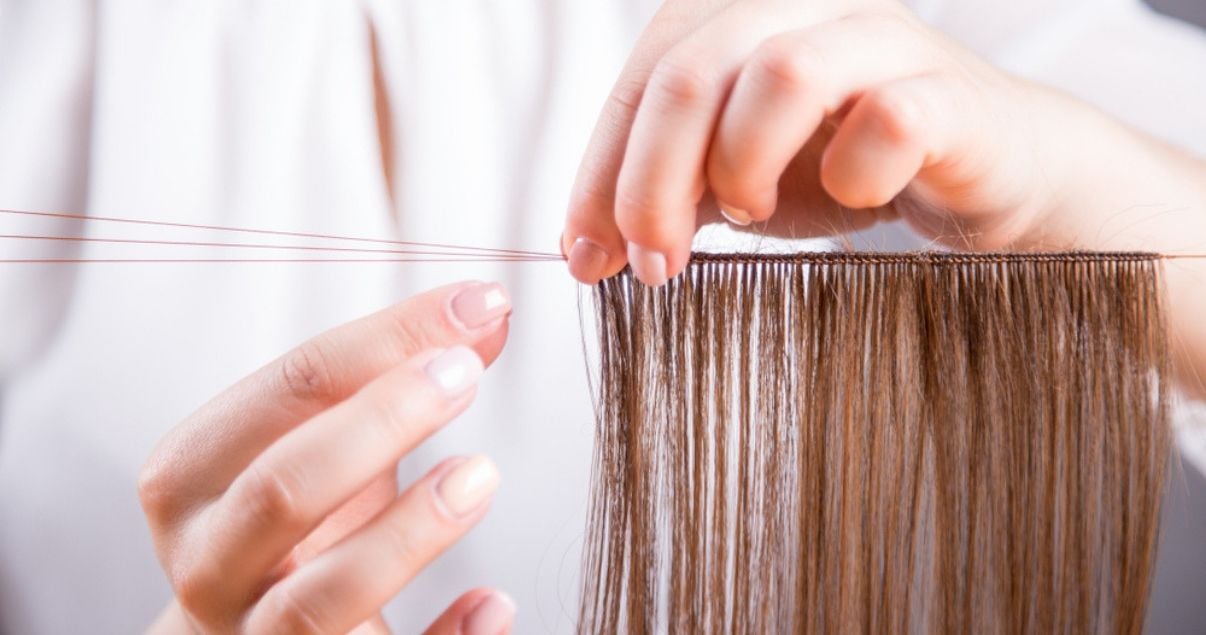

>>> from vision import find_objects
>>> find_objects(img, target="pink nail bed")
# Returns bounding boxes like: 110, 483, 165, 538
568, 238, 609, 284
451, 282, 511, 330
627, 243, 669, 287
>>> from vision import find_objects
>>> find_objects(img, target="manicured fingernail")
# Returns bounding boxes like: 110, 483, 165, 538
568, 237, 609, 284
436, 455, 500, 517
425, 346, 484, 397
718, 203, 752, 226
451, 282, 511, 330
627, 243, 668, 286
463, 591, 517, 635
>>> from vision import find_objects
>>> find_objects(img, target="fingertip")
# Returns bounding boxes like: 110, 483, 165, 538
818, 148, 872, 209
433, 454, 500, 519
627, 242, 670, 287
566, 237, 612, 285
818, 125, 914, 210
613, 197, 696, 286
462, 590, 517, 635
448, 282, 512, 332
560, 216, 630, 284
472, 318, 509, 367
424, 588, 515, 635
717, 204, 753, 226
819, 84, 931, 210
706, 151, 779, 224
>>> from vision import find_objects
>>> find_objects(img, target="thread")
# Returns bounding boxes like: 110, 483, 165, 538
0, 233, 562, 260
0, 258, 564, 264
0, 208, 561, 258
3, 208, 1205, 265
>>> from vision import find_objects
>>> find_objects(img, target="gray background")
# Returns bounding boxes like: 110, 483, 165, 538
1144, 5, 1206, 631
1150, 0, 1206, 27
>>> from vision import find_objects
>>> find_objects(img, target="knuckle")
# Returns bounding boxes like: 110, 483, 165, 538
363, 386, 420, 447
237, 460, 307, 533
607, 75, 646, 119
172, 558, 225, 618
279, 339, 337, 404
870, 8, 933, 48
136, 457, 177, 523
380, 514, 431, 567
614, 185, 669, 228
648, 58, 713, 109
384, 307, 440, 356
263, 586, 325, 635
863, 88, 923, 143
569, 158, 618, 213
750, 35, 825, 94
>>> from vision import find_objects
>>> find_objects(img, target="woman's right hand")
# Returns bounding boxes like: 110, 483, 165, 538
138, 281, 517, 634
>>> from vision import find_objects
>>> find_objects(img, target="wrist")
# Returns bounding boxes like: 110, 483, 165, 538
1016, 84, 1206, 254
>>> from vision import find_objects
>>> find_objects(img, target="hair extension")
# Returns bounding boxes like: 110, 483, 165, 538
580, 251, 1171, 634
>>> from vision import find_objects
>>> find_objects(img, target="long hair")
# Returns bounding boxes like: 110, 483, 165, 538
580, 252, 1171, 634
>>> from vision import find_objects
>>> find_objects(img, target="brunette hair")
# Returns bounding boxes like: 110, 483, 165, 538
580, 252, 1171, 634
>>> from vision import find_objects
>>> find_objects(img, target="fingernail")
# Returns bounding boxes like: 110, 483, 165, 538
718, 202, 752, 226
451, 282, 511, 330
627, 243, 669, 286
424, 346, 484, 397
436, 455, 500, 517
567, 237, 609, 284
463, 591, 517, 635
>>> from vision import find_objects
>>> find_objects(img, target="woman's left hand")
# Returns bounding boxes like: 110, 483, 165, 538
559, 0, 1108, 285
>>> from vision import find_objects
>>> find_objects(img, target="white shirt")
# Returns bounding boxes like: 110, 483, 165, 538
0, 0, 1203, 632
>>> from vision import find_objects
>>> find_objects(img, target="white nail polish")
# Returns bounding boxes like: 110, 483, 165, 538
436, 455, 501, 517
424, 346, 484, 396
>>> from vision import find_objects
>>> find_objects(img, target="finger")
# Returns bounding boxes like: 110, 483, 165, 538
139, 281, 511, 521
185, 346, 486, 616
245, 455, 502, 635
350, 615, 391, 635
423, 588, 517, 635
615, 4, 810, 285
560, 0, 740, 285
707, 12, 937, 225
819, 71, 1013, 246
820, 74, 938, 209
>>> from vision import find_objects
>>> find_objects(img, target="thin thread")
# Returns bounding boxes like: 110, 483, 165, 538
2, 205, 1204, 264
0, 258, 564, 264
0, 233, 562, 260
0, 208, 561, 258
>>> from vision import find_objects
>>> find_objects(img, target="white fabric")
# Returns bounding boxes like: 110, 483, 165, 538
0, 0, 1203, 632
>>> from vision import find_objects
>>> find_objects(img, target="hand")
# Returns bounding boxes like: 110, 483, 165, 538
562, 0, 1206, 391
139, 282, 518, 634
560, 0, 1129, 285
